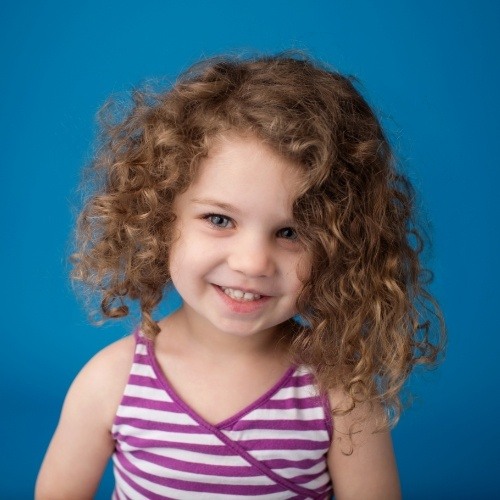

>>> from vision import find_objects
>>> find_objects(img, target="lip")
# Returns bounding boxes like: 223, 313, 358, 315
212, 284, 272, 314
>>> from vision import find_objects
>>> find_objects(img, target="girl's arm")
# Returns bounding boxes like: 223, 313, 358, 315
328, 393, 401, 500
35, 335, 135, 500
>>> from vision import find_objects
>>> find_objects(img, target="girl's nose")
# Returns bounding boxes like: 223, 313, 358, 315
227, 236, 276, 278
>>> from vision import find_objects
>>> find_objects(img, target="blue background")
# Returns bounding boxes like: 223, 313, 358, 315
1, 0, 499, 498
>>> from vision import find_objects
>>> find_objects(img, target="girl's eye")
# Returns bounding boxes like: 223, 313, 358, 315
277, 227, 298, 240
205, 214, 233, 229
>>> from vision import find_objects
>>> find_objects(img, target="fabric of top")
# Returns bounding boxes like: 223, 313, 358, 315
111, 330, 333, 499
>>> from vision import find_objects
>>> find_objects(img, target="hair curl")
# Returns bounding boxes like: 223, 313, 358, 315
72, 53, 445, 432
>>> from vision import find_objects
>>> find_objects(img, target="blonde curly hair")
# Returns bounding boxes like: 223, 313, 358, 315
72, 53, 445, 432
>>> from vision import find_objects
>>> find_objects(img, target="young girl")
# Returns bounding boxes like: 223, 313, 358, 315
36, 54, 444, 499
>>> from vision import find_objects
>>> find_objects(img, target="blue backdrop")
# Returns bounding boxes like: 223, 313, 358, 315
2, 0, 498, 498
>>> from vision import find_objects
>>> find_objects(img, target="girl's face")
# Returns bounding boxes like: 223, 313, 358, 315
169, 134, 310, 342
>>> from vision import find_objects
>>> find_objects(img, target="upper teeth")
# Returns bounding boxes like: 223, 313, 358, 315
222, 287, 261, 301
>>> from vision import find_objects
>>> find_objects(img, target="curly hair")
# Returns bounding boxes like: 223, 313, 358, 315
72, 53, 445, 433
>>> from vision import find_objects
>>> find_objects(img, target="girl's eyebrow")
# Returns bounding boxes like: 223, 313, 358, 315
191, 197, 296, 226
190, 197, 241, 214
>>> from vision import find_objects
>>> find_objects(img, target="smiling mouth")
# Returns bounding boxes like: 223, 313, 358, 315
219, 286, 263, 302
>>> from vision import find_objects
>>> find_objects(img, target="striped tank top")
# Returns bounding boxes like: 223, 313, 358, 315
111, 331, 333, 499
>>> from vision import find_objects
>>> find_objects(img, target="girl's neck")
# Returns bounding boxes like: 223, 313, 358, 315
158, 306, 291, 363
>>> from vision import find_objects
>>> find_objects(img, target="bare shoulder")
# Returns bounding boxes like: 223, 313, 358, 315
35, 334, 136, 499
70, 334, 135, 421
52, 333, 136, 436
81, 333, 135, 381
327, 389, 401, 500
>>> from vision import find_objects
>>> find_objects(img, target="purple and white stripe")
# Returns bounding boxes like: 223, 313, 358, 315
111, 333, 333, 499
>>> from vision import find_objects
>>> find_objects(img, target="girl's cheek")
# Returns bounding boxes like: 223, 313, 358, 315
296, 253, 312, 284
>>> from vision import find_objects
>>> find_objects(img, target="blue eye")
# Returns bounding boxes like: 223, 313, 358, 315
277, 227, 298, 240
206, 214, 232, 228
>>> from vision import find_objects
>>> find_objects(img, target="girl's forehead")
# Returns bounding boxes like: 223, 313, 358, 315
179, 134, 303, 217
